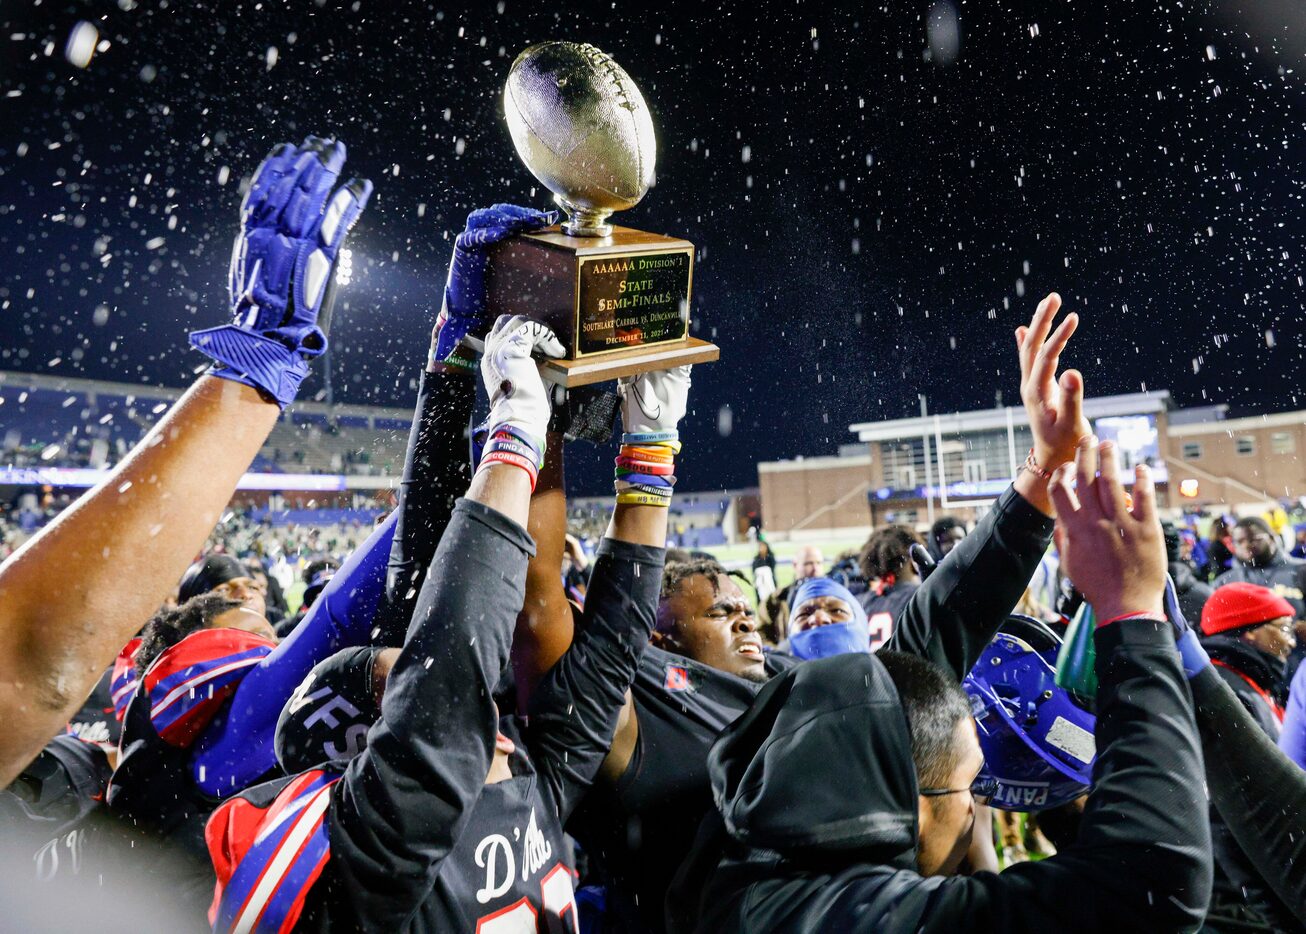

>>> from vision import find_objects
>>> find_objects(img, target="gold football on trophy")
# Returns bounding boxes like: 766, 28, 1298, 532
503, 41, 657, 237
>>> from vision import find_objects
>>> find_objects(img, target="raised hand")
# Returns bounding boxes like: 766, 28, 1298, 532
480, 315, 566, 445
617, 365, 692, 439
190, 136, 372, 408
1049, 437, 1166, 623
1017, 293, 1091, 474
431, 204, 559, 371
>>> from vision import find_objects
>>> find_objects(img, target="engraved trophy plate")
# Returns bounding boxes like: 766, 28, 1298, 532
575, 248, 693, 356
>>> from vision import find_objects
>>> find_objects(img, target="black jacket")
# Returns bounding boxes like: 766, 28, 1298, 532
209, 500, 663, 932
576, 484, 1054, 934
1191, 666, 1306, 930
1198, 634, 1299, 930
671, 619, 1211, 934
1169, 561, 1213, 626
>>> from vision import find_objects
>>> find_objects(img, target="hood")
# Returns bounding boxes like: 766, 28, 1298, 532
1201, 633, 1285, 690
708, 652, 918, 861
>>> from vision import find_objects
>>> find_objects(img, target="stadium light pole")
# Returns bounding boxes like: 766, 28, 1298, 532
919, 394, 935, 525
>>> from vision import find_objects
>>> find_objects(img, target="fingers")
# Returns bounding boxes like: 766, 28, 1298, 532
284, 140, 346, 233
464, 204, 558, 240
1131, 463, 1157, 525
1019, 293, 1060, 379
536, 329, 566, 359
1029, 311, 1078, 394
320, 177, 373, 250
1095, 441, 1129, 519
1060, 368, 1085, 427
1074, 435, 1098, 509
1048, 462, 1080, 519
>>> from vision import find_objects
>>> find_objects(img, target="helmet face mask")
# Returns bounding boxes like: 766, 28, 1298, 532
963, 616, 1097, 811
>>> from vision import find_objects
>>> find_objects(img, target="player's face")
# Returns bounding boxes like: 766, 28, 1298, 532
916, 717, 984, 878
658, 574, 767, 682
216, 575, 268, 618
789, 595, 856, 633
211, 605, 277, 643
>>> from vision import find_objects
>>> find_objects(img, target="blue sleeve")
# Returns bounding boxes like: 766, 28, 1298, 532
191, 513, 397, 796
1279, 662, 1306, 769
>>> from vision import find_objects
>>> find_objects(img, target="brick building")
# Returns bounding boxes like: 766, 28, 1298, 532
757, 392, 1306, 539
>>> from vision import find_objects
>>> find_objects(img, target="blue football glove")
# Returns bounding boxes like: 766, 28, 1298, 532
430, 203, 558, 371
190, 136, 373, 407
1163, 573, 1212, 679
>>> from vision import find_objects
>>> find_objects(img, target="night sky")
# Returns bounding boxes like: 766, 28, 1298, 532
2, 0, 1303, 494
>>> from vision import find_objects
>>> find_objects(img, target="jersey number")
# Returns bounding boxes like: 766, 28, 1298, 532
475, 864, 578, 934
868, 611, 894, 652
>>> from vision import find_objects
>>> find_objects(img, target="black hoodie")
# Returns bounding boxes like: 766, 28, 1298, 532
672, 619, 1211, 934
1198, 633, 1301, 931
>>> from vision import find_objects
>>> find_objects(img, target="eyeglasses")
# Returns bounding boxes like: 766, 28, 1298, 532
920, 773, 999, 800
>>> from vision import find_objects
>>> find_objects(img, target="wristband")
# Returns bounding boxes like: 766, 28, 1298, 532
487, 425, 543, 465
615, 491, 674, 507
617, 482, 677, 497
614, 435, 678, 508
1019, 448, 1054, 481
616, 458, 676, 475
623, 430, 679, 446
479, 450, 538, 490
621, 445, 676, 463
1097, 610, 1166, 629
616, 474, 676, 488
484, 438, 539, 463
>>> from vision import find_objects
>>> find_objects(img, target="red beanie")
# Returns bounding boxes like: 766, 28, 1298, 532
1200, 582, 1296, 637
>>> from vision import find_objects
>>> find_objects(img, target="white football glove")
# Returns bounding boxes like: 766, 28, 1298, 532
480, 315, 566, 442
618, 365, 692, 436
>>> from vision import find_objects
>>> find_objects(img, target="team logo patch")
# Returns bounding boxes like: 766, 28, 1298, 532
664, 665, 692, 693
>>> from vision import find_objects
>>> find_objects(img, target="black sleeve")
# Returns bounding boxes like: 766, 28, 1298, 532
321, 499, 534, 930
882, 484, 1054, 681
1191, 666, 1306, 925
526, 537, 664, 818
876, 618, 1211, 933
371, 368, 475, 647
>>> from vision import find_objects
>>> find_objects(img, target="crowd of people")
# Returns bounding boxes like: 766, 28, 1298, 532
0, 137, 1304, 933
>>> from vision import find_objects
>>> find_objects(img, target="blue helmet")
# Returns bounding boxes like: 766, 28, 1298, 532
963, 615, 1096, 811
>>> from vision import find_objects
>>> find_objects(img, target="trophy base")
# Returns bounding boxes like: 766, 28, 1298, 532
486, 224, 710, 364
539, 336, 719, 388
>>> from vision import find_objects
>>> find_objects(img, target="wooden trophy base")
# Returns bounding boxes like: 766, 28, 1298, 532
483, 224, 719, 386
539, 336, 719, 387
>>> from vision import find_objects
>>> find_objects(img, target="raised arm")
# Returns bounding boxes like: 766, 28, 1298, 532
320, 317, 561, 928
512, 434, 576, 707
192, 512, 397, 796
836, 439, 1211, 932
885, 293, 1087, 679
0, 138, 370, 786
526, 367, 686, 811
371, 204, 555, 648
948, 439, 1207, 930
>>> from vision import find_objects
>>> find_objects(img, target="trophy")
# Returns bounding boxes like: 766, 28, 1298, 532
483, 41, 719, 387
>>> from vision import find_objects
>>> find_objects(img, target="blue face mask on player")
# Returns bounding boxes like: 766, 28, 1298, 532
788, 621, 870, 660
787, 578, 870, 660
962, 615, 1097, 811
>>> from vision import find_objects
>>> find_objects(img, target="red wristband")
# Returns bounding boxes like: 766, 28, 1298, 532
1097, 611, 1166, 629
480, 450, 538, 490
